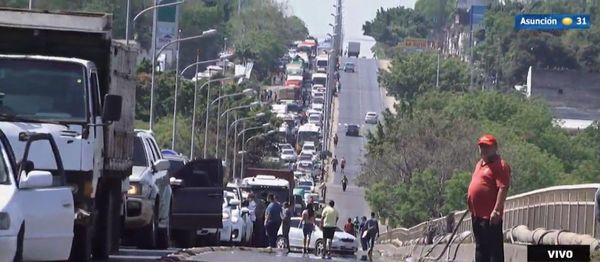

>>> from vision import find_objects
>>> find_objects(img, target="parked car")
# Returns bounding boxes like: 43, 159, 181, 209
280, 148, 298, 162
125, 130, 172, 249
345, 124, 360, 136
219, 190, 253, 244
0, 132, 74, 261
364, 112, 378, 124
296, 178, 315, 192
343, 62, 356, 73
276, 218, 358, 256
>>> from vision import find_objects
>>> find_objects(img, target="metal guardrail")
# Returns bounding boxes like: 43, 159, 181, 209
382, 183, 600, 243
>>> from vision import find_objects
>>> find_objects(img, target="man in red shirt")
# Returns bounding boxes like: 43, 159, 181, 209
467, 134, 511, 262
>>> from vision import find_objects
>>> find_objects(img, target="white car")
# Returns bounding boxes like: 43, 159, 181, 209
125, 130, 172, 249
301, 142, 317, 156
308, 114, 323, 127
311, 103, 324, 113
0, 132, 74, 261
296, 179, 315, 193
280, 148, 298, 162
364, 112, 378, 124
277, 218, 358, 256
219, 191, 253, 244
278, 143, 294, 152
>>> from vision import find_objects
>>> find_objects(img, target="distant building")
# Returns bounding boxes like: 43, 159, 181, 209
445, 0, 489, 60
517, 66, 600, 131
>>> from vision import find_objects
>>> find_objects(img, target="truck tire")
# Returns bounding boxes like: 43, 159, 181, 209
70, 223, 92, 261
137, 208, 158, 249
92, 179, 118, 259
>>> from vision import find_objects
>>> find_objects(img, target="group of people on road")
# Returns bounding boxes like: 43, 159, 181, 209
343, 213, 379, 260
246, 192, 294, 249
331, 155, 345, 173
298, 200, 339, 259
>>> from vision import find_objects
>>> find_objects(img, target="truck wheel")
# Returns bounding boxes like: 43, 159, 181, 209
137, 209, 158, 249
70, 224, 92, 261
92, 181, 117, 259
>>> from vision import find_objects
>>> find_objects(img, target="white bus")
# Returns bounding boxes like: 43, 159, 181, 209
296, 123, 321, 151
240, 175, 291, 204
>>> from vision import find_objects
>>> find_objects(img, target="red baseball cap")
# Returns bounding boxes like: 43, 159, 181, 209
478, 134, 497, 146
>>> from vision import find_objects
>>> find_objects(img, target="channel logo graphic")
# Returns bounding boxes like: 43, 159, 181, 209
527, 245, 590, 262
515, 14, 591, 30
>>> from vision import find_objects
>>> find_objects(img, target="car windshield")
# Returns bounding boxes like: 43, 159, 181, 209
0, 58, 87, 122
304, 145, 315, 151
282, 149, 294, 155
133, 137, 148, 167
345, 63, 355, 68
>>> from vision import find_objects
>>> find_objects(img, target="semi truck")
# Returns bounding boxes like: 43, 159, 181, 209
347, 41, 360, 57
0, 8, 137, 260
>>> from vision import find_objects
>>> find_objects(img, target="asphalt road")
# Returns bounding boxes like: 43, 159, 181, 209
327, 57, 383, 226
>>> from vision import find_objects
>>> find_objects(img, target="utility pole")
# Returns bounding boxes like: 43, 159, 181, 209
436, 48, 440, 88
171, 29, 182, 150
149, 0, 159, 130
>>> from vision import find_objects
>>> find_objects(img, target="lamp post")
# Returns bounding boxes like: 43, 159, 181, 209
225, 112, 265, 169
190, 74, 244, 159
217, 101, 260, 159
238, 130, 276, 178
149, 28, 217, 130
172, 54, 231, 155
204, 88, 254, 158
171, 28, 182, 150
234, 123, 270, 179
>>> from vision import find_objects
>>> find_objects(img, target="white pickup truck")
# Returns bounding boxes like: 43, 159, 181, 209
0, 132, 73, 261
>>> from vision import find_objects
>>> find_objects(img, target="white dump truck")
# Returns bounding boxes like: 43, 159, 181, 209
0, 8, 137, 260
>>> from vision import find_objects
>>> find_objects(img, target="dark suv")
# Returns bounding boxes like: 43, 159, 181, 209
346, 124, 360, 136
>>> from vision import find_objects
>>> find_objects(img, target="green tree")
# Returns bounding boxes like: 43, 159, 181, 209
381, 52, 469, 102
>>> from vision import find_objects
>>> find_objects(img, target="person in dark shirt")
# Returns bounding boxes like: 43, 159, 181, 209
264, 194, 283, 248
282, 202, 293, 252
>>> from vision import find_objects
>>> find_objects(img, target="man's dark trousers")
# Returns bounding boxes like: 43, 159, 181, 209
472, 216, 504, 262
282, 223, 290, 250
266, 221, 281, 248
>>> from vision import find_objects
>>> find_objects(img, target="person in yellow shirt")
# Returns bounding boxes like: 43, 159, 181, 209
320, 200, 338, 259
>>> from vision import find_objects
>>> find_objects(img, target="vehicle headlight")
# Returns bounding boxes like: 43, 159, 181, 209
0, 212, 10, 230
128, 182, 142, 195
222, 212, 230, 220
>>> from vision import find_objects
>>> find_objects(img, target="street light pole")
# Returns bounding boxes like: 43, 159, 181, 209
171, 29, 182, 150
149, 0, 158, 130
436, 48, 440, 88
190, 50, 200, 159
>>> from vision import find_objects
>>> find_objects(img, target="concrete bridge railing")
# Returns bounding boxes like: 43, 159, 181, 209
381, 183, 600, 244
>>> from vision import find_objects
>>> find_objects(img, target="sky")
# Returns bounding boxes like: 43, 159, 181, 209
277, 0, 417, 58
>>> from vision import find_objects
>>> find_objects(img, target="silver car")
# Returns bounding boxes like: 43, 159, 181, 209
364, 112, 378, 124
280, 148, 298, 162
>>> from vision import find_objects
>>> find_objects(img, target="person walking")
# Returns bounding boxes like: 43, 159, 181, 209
341, 175, 348, 192
299, 202, 316, 254
353, 216, 360, 237
282, 202, 293, 251
467, 134, 511, 262
332, 156, 338, 172
333, 133, 338, 147
264, 194, 283, 249
366, 212, 380, 259
321, 200, 339, 259
247, 193, 258, 246
340, 157, 346, 173
344, 218, 355, 236
359, 216, 368, 253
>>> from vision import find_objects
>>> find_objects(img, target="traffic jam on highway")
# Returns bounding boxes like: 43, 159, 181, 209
0, 6, 361, 262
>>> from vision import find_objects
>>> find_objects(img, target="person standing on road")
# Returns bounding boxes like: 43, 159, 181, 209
366, 212, 380, 258
264, 194, 283, 248
340, 157, 346, 173
247, 193, 258, 246
321, 200, 339, 259
282, 202, 293, 252
332, 156, 338, 172
344, 218, 355, 236
353, 216, 360, 237
300, 202, 316, 254
467, 134, 511, 262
